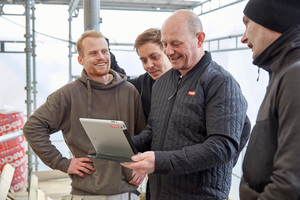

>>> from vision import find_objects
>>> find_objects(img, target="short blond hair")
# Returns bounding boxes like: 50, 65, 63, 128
77, 30, 106, 57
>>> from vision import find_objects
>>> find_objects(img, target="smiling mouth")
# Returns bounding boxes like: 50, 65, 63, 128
150, 70, 158, 74
95, 63, 106, 66
169, 55, 181, 62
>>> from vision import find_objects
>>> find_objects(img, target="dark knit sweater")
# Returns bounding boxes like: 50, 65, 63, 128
128, 73, 155, 120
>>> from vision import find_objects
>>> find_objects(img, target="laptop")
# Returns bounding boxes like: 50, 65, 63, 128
79, 118, 138, 162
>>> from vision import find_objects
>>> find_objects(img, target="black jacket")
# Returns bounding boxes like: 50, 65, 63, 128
128, 73, 155, 120
106, 38, 126, 75
240, 25, 300, 200
129, 72, 250, 165
133, 52, 248, 199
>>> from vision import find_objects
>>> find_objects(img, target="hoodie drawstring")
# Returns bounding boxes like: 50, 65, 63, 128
87, 78, 92, 118
114, 86, 121, 120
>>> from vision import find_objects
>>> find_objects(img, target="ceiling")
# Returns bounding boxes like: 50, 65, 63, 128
0, 0, 203, 12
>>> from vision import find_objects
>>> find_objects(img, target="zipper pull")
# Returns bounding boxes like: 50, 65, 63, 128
168, 75, 182, 100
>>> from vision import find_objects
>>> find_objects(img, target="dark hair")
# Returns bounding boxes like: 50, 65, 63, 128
134, 28, 163, 53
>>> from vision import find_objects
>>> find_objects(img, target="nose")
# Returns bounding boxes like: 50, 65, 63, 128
97, 52, 105, 59
241, 32, 247, 44
146, 60, 154, 69
164, 45, 174, 56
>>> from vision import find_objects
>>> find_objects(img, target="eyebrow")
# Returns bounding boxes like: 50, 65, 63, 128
140, 52, 158, 59
242, 16, 247, 24
149, 52, 159, 57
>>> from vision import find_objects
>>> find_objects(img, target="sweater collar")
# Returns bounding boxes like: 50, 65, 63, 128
77, 69, 126, 118
174, 51, 212, 77
78, 69, 127, 90
253, 25, 300, 74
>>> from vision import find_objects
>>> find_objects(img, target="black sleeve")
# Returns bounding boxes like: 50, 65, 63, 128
110, 51, 127, 75
128, 76, 142, 93
106, 38, 127, 75
233, 115, 251, 166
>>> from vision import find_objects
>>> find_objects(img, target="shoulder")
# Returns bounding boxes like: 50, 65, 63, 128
59, 79, 83, 93
199, 61, 239, 89
119, 80, 140, 95
128, 73, 154, 91
128, 72, 149, 85
154, 69, 175, 84
277, 60, 300, 93
46, 80, 84, 103
281, 60, 300, 79
206, 61, 235, 81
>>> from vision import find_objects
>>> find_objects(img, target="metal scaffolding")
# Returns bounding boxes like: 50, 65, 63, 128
0, 0, 247, 194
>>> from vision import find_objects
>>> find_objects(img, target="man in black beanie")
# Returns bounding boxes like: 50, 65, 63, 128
239, 0, 300, 199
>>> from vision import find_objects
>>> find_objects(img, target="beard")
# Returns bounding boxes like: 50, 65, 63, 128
92, 66, 110, 76
90, 61, 111, 76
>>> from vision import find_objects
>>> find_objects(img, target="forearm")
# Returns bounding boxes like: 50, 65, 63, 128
23, 92, 71, 172
132, 125, 152, 152
154, 135, 237, 175
23, 115, 70, 172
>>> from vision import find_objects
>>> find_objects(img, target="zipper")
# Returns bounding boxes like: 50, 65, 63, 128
155, 75, 182, 200
167, 75, 182, 100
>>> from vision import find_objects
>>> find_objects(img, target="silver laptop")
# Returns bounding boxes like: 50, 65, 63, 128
79, 118, 138, 162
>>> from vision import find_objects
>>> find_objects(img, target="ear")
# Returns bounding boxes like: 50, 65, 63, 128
78, 56, 83, 65
196, 32, 206, 47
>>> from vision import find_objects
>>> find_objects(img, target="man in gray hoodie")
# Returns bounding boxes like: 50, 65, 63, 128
23, 30, 146, 200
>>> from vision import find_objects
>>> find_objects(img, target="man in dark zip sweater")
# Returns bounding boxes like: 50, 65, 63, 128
128, 28, 172, 120
122, 10, 248, 200
129, 28, 172, 200
239, 0, 300, 199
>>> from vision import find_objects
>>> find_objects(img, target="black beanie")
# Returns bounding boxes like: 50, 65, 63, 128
244, 0, 300, 33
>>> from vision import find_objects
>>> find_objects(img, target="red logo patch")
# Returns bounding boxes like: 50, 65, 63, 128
188, 91, 195, 95
110, 124, 119, 128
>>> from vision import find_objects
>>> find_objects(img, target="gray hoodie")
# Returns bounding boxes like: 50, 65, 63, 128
23, 69, 146, 195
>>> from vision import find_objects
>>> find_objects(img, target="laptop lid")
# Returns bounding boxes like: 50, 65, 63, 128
79, 118, 138, 162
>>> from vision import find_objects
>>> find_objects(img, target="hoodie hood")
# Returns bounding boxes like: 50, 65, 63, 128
77, 69, 127, 118
78, 68, 127, 89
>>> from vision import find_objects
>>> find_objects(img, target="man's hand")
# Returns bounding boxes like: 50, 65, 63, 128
128, 170, 145, 186
121, 151, 155, 175
67, 157, 95, 177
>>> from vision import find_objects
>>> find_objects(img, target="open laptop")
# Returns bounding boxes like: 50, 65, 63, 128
79, 118, 138, 162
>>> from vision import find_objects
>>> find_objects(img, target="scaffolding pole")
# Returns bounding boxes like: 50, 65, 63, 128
84, 0, 100, 31
25, 0, 33, 192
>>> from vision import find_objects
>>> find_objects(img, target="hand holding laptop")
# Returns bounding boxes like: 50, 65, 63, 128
80, 118, 138, 162
121, 151, 155, 175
